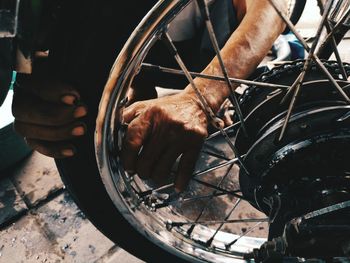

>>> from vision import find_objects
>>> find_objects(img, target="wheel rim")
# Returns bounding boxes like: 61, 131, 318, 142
95, 0, 350, 261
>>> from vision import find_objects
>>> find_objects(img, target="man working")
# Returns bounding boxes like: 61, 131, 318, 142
11, 0, 288, 192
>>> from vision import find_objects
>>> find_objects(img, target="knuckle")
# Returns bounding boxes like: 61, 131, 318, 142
129, 101, 142, 108
148, 105, 165, 118
151, 104, 163, 113
183, 124, 207, 140
129, 101, 146, 113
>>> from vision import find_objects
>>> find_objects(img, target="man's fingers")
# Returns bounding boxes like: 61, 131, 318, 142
25, 138, 76, 158
136, 134, 168, 179
14, 120, 86, 141
12, 90, 87, 126
175, 146, 202, 193
123, 100, 155, 123
121, 113, 152, 173
16, 74, 80, 105
151, 147, 182, 184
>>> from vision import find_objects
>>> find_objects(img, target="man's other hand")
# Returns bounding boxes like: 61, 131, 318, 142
12, 74, 87, 158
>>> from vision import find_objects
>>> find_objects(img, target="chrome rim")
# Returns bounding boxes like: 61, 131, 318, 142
95, 0, 350, 262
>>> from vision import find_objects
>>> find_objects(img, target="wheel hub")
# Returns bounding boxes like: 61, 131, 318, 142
236, 63, 350, 245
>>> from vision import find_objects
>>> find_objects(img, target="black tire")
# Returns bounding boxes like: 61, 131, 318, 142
56, 138, 183, 262
52, 1, 185, 262
53, 0, 305, 262
283, 0, 306, 34
289, 0, 306, 25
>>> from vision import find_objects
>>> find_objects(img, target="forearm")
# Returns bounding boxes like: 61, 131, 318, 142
184, 0, 288, 112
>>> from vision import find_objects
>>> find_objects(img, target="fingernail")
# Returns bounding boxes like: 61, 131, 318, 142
72, 126, 85, 136
62, 95, 76, 105
74, 106, 87, 118
62, 149, 74, 157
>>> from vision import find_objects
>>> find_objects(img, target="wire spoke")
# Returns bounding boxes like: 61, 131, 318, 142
129, 182, 141, 195
138, 155, 242, 200
268, 0, 310, 55
280, 0, 334, 101
206, 122, 241, 141
314, 55, 350, 100
155, 191, 233, 209
168, 218, 269, 228
138, 183, 175, 198
193, 155, 245, 178
124, 174, 142, 193
197, 0, 248, 136
187, 163, 238, 235
278, 0, 335, 141
139, 172, 243, 203
268, 0, 350, 104
180, 191, 234, 203
161, 33, 250, 175
337, 109, 350, 121
323, 21, 348, 80
201, 149, 231, 161
205, 199, 242, 246
226, 222, 265, 249
318, 6, 350, 52
317, 0, 348, 79
137, 152, 244, 199
191, 179, 247, 200
141, 63, 290, 90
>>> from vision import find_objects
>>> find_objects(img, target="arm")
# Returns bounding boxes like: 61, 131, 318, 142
185, 0, 287, 113
122, 0, 288, 192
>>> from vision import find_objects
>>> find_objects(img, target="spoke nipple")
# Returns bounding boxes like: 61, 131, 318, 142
299, 123, 309, 131
206, 238, 214, 247
226, 239, 238, 249
150, 203, 157, 212
166, 220, 173, 231
118, 97, 129, 108
187, 225, 195, 236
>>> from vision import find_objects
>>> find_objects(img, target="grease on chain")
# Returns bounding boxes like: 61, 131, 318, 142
239, 59, 350, 108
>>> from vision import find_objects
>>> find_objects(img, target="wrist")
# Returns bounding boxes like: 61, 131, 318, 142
183, 78, 230, 114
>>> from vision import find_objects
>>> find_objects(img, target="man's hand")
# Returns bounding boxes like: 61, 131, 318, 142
121, 0, 287, 192
12, 74, 87, 158
122, 92, 208, 192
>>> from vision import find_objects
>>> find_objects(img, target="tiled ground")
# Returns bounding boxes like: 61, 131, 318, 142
0, 152, 144, 263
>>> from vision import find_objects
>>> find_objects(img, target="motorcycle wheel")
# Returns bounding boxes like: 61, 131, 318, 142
55, 1, 350, 262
